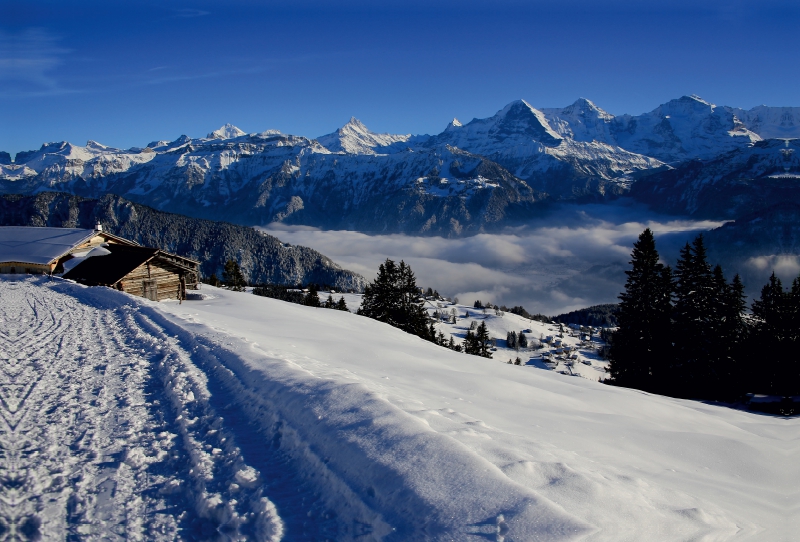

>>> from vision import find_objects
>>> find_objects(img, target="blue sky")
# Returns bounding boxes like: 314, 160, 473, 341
3, 0, 798, 156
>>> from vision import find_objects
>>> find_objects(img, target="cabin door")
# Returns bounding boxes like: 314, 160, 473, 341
143, 279, 158, 301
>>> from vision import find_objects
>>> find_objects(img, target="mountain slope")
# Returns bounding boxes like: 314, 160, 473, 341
629, 139, 800, 217
0, 192, 366, 290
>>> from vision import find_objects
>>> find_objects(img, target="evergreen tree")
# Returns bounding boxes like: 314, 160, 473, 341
749, 273, 800, 396
506, 331, 517, 349
607, 229, 673, 392
222, 259, 246, 292
336, 296, 349, 311
672, 235, 724, 396
357, 259, 431, 340
518, 331, 528, 349
207, 273, 221, 287
324, 294, 335, 308
463, 329, 478, 355
712, 270, 748, 396
475, 321, 492, 358
304, 284, 321, 307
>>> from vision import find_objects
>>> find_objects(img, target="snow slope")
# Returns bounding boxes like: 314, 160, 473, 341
4, 277, 799, 540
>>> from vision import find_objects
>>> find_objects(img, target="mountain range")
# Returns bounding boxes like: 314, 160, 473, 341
2, 95, 800, 236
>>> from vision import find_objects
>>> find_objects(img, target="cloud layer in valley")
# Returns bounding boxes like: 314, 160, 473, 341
260, 202, 724, 315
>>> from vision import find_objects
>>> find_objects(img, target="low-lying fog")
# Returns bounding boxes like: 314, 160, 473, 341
260, 201, 726, 316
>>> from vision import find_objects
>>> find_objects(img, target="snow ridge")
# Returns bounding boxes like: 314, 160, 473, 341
316, 117, 415, 155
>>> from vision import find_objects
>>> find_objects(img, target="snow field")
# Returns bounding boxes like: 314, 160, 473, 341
159, 285, 799, 541
3, 277, 799, 540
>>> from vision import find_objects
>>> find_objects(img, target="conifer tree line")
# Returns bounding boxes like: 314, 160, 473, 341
607, 229, 800, 399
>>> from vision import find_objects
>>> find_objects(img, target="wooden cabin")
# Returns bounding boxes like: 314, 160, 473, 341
0, 225, 200, 302
63, 244, 199, 301
0, 225, 138, 275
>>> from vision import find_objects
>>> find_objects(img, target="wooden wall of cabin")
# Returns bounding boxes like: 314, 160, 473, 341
118, 260, 185, 301
0, 263, 53, 274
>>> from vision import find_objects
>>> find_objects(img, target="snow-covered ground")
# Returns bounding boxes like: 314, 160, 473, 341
3, 277, 798, 540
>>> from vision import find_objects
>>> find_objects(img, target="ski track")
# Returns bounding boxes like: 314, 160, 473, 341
0, 277, 376, 541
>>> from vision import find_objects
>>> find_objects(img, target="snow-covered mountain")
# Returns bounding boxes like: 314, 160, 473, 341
3, 97, 800, 234
0, 125, 551, 235
630, 138, 800, 217
544, 95, 762, 163
425, 99, 663, 198
727, 105, 800, 139
207, 123, 247, 140
316, 117, 423, 155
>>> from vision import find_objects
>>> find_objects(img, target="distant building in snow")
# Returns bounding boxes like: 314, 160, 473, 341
0, 225, 200, 301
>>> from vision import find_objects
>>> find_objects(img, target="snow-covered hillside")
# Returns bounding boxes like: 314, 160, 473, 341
4, 276, 796, 540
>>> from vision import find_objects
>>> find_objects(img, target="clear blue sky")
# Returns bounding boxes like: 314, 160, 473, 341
3, 0, 798, 156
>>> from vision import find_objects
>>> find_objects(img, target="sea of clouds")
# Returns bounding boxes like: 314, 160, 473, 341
260, 201, 725, 316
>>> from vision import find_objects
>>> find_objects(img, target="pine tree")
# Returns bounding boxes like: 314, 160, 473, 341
324, 294, 335, 308
711, 270, 748, 397
475, 321, 492, 358
506, 331, 517, 349
336, 296, 349, 311
357, 259, 431, 340
222, 259, 246, 292
518, 331, 528, 349
749, 273, 800, 396
607, 229, 673, 392
672, 235, 721, 397
463, 330, 477, 355
304, 284, 321, 307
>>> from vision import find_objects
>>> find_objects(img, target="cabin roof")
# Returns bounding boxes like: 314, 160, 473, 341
63, 244, 160, 286
63, 243, 198, 286
0, 226, 140, 266
0, 227, 98, 265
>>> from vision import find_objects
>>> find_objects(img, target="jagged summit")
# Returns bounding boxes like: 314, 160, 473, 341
343, 117, 368, 131
207, 124, 246, 140
316, 117, 413, 155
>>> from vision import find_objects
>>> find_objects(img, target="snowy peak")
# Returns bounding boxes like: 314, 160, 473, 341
445, 118, 462, 131
560, 98, 614, 121
653, 95, 716, 118
542, 98, 616, 142
435, 99, 563, 151
207, 124, 246, 140
492, 100, 563, 145
317, 117, 413, 155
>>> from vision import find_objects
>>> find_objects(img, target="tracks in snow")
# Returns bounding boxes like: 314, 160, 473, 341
0, 278, 288, 540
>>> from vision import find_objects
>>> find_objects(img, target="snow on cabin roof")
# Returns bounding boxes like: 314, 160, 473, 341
0, 227, 98, 265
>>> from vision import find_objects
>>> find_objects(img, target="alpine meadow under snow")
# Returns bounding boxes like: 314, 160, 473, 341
1, 276, 797, 540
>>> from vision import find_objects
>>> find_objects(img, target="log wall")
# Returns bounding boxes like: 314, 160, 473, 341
119, 260, 184, 301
